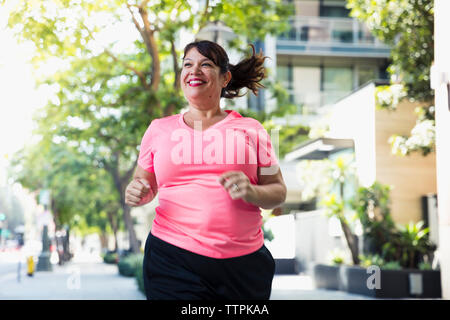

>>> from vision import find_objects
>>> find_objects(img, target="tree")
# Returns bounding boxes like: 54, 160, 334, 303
10, 139, 123, 252
321, 155, 360, 265
5, 0, 294, 252
347, 0, 435, 156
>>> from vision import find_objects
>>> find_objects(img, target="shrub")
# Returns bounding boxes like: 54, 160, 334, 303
359, 254, 385, 269
328, 248, 346, 266
118, 253, 144, 277
102, 251, 119, 264
358, 254, 402, 270
382, 261, 402, 270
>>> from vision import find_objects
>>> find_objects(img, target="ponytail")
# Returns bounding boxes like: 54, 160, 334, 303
222, 44, 268, 99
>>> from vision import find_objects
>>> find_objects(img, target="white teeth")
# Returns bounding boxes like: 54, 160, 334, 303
189, 80, 204, 84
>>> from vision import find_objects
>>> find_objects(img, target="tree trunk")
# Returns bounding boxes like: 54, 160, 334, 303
99, 231, 109, 252
340, 218, 360, 265
106, 210, 119, 252
104, 156, 140, 254
122, 203, 140, 253
337, 180, 359, 265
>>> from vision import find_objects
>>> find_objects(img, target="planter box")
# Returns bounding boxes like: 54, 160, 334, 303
312, 263, 442, 298
312, 263, 340, 290
275, 258, 298, 274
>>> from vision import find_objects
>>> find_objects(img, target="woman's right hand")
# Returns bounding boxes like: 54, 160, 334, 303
125, 178, 154, 207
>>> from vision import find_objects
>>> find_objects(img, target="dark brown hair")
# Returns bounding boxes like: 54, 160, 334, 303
182, 40, 268, 99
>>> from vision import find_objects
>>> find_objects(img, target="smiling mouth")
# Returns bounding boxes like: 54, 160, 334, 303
188, 80, 206, 87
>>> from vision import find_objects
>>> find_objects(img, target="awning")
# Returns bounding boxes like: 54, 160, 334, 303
283, 138, 354, 161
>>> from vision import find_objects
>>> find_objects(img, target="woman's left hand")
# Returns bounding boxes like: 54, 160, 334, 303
218, 171, 256, 203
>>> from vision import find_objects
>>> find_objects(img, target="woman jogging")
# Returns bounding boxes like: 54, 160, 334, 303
125, 40, 287, 300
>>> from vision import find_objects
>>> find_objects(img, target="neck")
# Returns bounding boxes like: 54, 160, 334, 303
186, 102, 224, 120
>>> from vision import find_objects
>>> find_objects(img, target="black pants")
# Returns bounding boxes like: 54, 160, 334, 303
143, 233, 275, 300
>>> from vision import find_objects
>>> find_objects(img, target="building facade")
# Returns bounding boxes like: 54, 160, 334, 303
251, 0, 391, 125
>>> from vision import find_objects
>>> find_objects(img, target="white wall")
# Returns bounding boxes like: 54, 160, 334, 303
264, 34, 278, 114
325, 83, 377, 187
434, 0, 450, 300
293, 210, 352, 269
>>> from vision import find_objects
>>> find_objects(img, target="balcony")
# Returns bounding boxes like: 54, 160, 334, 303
277, 16, 391, 58
272, 89, 351, 126
290, 89, 349, 113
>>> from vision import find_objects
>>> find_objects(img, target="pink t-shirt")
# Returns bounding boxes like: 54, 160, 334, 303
137, 109, 279, 258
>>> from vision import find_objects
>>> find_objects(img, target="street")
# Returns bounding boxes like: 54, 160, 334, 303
0, 249, 377, 300
0, 250, 145, 300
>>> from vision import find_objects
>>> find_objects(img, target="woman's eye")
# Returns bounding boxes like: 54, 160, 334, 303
202, 63, 212, 67
183, 63, 191, 67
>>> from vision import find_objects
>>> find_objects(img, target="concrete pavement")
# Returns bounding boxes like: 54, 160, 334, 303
0, 251, 375, 300
270, 274, 375, 300
0, 252, 145, 300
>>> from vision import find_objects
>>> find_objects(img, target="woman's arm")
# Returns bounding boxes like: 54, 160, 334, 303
248, 166, 287, 209
218, 166, 287, 210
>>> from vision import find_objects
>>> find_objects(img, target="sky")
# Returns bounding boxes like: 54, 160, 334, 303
0, 7, 49, 185
0, 4, 142, 185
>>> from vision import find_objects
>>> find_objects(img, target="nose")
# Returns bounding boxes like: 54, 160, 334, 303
190, 63, 202, 74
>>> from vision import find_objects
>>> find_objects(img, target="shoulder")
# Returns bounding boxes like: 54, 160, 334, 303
145, 114, 179, 133
150, 114, 179, 127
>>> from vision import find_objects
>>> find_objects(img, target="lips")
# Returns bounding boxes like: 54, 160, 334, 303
187, 78, 206, 87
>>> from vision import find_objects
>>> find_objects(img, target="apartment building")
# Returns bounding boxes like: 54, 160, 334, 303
251, 0, 391, 125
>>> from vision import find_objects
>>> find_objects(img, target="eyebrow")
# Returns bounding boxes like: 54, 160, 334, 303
182, 58, 213, 63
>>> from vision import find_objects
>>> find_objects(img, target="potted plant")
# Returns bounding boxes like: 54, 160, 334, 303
312, 155, 361, 290
347, 183, 441, 298
313, 178, 441, 298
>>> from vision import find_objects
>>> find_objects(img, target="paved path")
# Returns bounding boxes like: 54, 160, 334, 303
270, 274, 375, 300
0, 251, 380, 300
0, 252, 145, 300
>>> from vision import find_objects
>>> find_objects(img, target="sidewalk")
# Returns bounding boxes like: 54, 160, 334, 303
270, 274, 375, 300
0, 251, 376, 300
0, 252, 145, 300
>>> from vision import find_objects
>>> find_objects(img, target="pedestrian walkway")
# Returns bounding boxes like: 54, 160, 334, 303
0, 252, 145, 300
0, 250, 388, 300
270, 274, 375, 300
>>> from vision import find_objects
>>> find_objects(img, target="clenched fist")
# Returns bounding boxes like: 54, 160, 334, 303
125, 178, 154, 207
218, 170, 257, 203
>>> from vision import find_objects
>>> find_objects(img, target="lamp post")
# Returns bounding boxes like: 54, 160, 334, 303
36, 190, 53, 271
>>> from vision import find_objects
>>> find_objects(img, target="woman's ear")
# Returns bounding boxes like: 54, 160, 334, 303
223, 71, 232, 87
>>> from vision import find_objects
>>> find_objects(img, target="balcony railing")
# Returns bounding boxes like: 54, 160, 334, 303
280, 16, 382, 45
277, 16, 390, 57
287, 89, 350, 116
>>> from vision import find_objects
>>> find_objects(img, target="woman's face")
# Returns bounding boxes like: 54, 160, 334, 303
181, 47, 229, 107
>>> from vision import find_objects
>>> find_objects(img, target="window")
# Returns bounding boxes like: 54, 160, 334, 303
322, 67, 352, 105
358, 67, 377, 87
320, 0, 351, 18
276, 65, 291, 89
323, 67, 352, 91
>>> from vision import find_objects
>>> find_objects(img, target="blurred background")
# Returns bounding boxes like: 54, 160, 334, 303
0, 0, 448, 300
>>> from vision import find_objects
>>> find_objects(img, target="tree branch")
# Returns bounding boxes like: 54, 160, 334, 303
81, 21, 149, 89
126, 3, 144, 36
97, 130, 122, 145
198, 0, 211, 32
122, 157, 138, 186
170, 38, 181, 90
103, 48, 149, 89
138, 6, 161, 90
